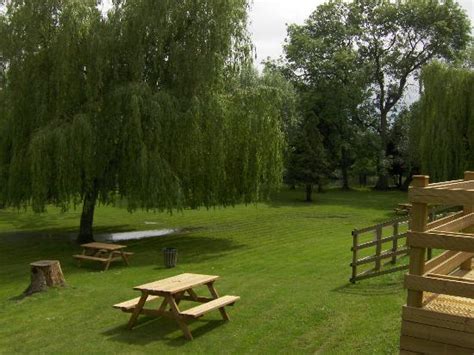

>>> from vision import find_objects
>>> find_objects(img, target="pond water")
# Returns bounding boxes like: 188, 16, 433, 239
96, 228, 178, 242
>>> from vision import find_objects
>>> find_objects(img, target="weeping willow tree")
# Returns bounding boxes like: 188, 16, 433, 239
414, 62, 474, 181
0, 0, 285, 242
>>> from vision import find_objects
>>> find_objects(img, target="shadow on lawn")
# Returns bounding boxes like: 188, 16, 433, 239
102, 317, 227, 346
332, 280, 403, 296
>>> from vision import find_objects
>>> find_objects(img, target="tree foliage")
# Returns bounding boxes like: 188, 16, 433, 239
412, 62, 474, 181
0, 0, 285, 241
283, 0, 470, 190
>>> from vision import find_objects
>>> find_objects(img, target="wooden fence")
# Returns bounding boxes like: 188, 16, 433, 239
350, 207, 458, 283
350, 217, 411, 283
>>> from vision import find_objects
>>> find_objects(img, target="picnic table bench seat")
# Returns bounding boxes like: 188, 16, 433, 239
73, 254, 109, 262
113, 295, 160, 312
180, 295, 240, 318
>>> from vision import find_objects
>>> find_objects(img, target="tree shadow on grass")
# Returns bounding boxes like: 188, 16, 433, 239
102, 316, 227, 347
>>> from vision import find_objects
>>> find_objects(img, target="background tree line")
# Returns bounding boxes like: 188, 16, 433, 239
274, 0, 471, 201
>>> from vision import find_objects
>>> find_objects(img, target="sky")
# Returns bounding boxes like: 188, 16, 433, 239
249, 0, 474, 67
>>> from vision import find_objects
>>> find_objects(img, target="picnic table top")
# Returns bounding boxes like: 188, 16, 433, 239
80, 242, 127, 251
398, 203, 412, 208
134, 273, 219, 294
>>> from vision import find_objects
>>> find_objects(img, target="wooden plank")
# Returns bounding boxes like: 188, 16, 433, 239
402, 306, 474, 334
113, 295, 160, 311
353, 217, 408, 235
401, 320, 474, 348
405, 274, 474, 299
409, 187, 474, 206
134, 273, 220, 294
426, 252, 474, 275
400, 335, 474, 354
407, 176, 429, 308
375, 226, 382, 271
424, 251, 458, 272
430, 213, 474, 233
351, 231, 358, 284
180, 295, 239, 318
73, 254, 109, 262
392, 222, 399, 264
408, 231, 474, 252
352, 233, 407, 251
80, 242, 126, 251
351, 248, 409, 266
426, 211, 464, 230
352, 264, 408, 282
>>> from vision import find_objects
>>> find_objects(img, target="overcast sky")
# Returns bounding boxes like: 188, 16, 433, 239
249, 0, 474, 67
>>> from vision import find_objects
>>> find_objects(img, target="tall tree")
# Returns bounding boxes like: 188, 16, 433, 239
0, 0, 284, 242
284, 0, 470, 190
349, 0, 470, 189
412, 62, 474, 181
284, 1, 369, 191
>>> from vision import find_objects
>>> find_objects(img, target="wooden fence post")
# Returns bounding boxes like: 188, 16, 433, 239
351, 230, 358, 283
461, 171, 474, 270
391, 222, 399, 264
407, 175, 429, 308
375, 226, 382, 271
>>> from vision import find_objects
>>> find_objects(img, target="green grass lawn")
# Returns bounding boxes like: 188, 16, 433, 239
0, 188, 409, 354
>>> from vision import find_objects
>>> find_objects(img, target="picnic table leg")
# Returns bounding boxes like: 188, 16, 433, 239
104, 252, 113, 271
207, 282, 229, 321
127, 292, 148, 329
120, 251, 130, 266
166, 295, 193, 340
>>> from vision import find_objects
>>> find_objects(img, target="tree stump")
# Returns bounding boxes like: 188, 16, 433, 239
23, 260, 66, 296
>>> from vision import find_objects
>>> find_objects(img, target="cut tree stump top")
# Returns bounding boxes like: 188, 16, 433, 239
30, 260, 60, 267
81, 242, 127, 251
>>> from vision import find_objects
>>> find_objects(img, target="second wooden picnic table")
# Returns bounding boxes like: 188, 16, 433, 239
114, 273, 240, 340
73, 242, 133, 271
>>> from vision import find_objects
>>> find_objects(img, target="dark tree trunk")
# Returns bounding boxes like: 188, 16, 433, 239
77, 183, 99, 243
305, 184, 313, 202
341, 147, 350, 190
359, 174, 367, 186
375, 111, 390, 190
318, 181, 324, 193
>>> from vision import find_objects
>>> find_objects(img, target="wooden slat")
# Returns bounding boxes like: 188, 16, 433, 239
400, 335, 473, 354
80, 242, 126, 251
424, 251, 458, 272
402, 306, 474, 333
134, 273, 220, 294
405, 274, 474, 299
409, 187, 474, 205
426, 211, 464, 230
113, 295, 160, 311
408, 231, 474, 252
426, 180, 474, 190
352, 264, 408, 282
352, 233, 407, 251
353, 217, 408, 235
180, 295, 239, 318
402, 320, 474, 348
430, 213, 474, 233
351, 248, 409, 266
426, 252, 474, 275
73, 254, 109, 262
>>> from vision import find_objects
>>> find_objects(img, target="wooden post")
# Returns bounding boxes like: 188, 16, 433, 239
392, 222, 399, 264
461, 171, 474, 270
375, 226, 382, 271
351, 231, 358, 283
407, 175, 429, 308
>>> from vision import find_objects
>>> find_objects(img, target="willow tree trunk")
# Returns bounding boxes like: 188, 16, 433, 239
77, 184, 99, 243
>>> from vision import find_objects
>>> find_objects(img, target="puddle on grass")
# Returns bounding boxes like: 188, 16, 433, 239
96, 228, 179, 242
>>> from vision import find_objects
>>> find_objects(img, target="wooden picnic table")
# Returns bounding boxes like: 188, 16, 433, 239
73, 242, 133, 271
395, 203, 412, 215
113, 273, 239, 340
